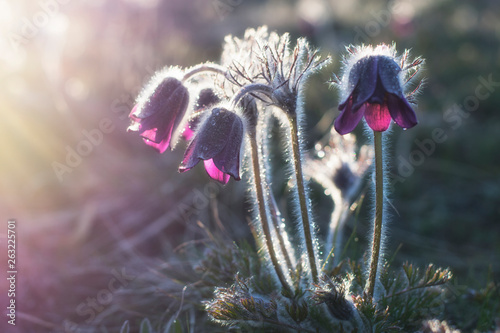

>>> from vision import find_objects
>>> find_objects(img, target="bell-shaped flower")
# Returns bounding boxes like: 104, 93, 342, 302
128, 75, 189, 153
333, 44, 423, 134
179, 108, 244, 184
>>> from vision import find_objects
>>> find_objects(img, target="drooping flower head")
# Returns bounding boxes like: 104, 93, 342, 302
128, 67, 189, 153
179, 107, 244, 184
332, 44, 424, 134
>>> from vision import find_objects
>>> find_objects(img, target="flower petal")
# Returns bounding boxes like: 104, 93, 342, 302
351, 56, 379, 111
143, 136, 171, 153
334, 98, 366, 135
129, 104, 140, 120
378, 56, 404, 96
195, 88, 220, 111
182, 124, 195, 141
137, 78, 188, 119
211, 118, 243, 180
127, 105, 142, 132
187, 109, 232, 160
364, 103, 392, 132
139, 118, 174, 147
338, 56, 365, 107
179, 137, 200, 172
130, 78, 189, 152
387, 94, 418, 129
179, 108, 244, 181
182, 112, 203, 141
204, 159, 230, 184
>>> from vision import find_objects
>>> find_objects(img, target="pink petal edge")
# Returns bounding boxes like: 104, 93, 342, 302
204, 159, 230, 184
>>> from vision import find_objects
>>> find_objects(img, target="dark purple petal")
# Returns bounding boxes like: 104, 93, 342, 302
195, 88, 220, 112
179, 108, 244, 183
339, 57, 365, 107
387, 94, 418, 129
334, 98, 366, 135
186, 109, 232, 160
211, 118, 243, 180
136, 78, 188, 119
366, 79, 386, 105
377, 56, 404, 96
350, 56, 379, 111
181, 89, 220, 141
179, 136, 200, 172
129, 77, 189, 152
364, 103, 392, 132
204, 159, 230, 184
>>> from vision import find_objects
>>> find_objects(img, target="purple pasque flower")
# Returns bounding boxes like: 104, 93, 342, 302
182, 88, 221, 141
334, 44, 423, 134
128, 74, 189, 153
179, 107, 244, 184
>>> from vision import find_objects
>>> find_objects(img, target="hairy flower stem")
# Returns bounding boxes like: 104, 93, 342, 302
248, 129, 293, 295
288, 114, 319, 284
268, 190, 294, 272
181, 63, 227, 82
366, 131, 384, 299
231, 84, 274, 108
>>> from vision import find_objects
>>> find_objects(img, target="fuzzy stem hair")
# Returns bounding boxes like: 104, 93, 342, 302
288, 113, 319, 284
366, 130, 384, 299
248, 128, 293, 295
181, 63, 227, 82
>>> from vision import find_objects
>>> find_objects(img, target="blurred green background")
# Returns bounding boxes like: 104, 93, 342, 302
0, 0, 499, 331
